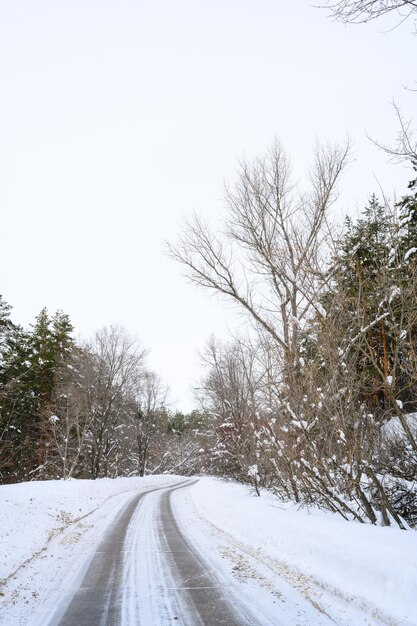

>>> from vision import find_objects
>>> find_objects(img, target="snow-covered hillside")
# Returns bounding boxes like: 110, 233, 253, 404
0, 476, 416, 625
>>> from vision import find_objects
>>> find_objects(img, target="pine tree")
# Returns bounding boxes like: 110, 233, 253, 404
0, 301, 37, 482
29, 308, 75, 470
0, 295, 13, 382
311, 196, 396, 414
397, 169, 417, 271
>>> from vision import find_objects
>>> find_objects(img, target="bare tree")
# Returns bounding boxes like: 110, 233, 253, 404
198, 337, 262, 482
131, 371, 167, 476
169, 139, 349, 387
87, 326, 147, 478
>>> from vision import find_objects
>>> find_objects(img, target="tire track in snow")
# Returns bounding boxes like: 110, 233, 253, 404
121, 480, 252, 625
120, 489, 181, 625
158, 484, 252, 625
47, 479, 252, 626
51, 490, 143, 625
45, 480, 189, 626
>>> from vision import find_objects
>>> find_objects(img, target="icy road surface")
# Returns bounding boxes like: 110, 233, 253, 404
1, 476, 416, 625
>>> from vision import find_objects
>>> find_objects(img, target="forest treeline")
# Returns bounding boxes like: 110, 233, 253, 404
0, 310, 210, 483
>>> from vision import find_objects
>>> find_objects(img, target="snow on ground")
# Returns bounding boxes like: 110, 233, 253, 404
178, 478, 417, 626
1, 475, 416, 626
0, 475, 184, 625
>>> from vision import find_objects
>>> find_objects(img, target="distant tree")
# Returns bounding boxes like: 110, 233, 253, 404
86, 326, 147, 479
151, 408, 212, 477
198, 337, 264, 484
131, 371, 167, 476
167, 410, 188, 435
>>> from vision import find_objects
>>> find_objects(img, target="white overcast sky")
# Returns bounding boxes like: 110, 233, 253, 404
0, 1, 415, 411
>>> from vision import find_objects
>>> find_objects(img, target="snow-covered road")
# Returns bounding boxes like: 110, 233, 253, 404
36, 479, 318, 626
1, 476, 416, 625
47, 479, 248, 625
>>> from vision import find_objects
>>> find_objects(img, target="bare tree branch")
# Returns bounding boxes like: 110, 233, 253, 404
322, 0, 417, 24
368, 103, 417, 165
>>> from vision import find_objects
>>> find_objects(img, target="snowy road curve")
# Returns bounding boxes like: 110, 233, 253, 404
3, 477, 413, 626
41, 479, 389, 626
47, 480, 250, 626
